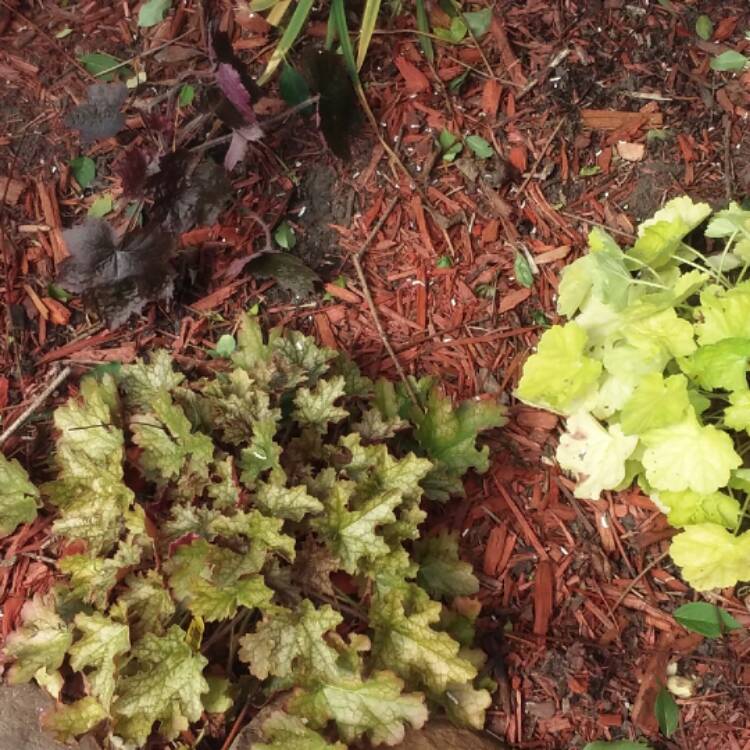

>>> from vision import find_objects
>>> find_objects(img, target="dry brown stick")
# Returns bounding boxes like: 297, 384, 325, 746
514, 118, 565, 202
351, 196, 422, 409
0, 365, 72, 448
611, 550, 671, 613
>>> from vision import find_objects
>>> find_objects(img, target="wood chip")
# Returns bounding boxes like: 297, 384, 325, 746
0, 176, 25, 205
580, 109, 663, 130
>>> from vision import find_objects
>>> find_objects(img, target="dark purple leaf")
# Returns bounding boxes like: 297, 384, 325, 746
148, 155, 231, 233
59, 218, 176, 328
224, 124, 263, 171
65, 83, 128, 144
115, 147, 148, 196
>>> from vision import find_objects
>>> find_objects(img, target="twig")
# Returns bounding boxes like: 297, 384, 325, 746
0, 366, 72, 448
351, 197, 423, 409
723, 115, 735, 202
514, 118, 565, 202
610, 550, 671, 613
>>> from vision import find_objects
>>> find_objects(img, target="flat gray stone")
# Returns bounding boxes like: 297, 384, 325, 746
0, 683, 99, 750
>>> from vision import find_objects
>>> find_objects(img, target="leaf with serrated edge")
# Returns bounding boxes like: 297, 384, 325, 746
4, 595, 73, 691
254, 711, 346, 750
0, 453, 39, 535
43, 697, 108, 742
239, 600, 342, 680
112, 625, 209, 745
290, 670, 427, 746
69, 612, 130, 709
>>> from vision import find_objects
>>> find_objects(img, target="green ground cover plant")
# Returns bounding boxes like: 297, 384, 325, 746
0, 311, 505, 748
517, 197, 750, 591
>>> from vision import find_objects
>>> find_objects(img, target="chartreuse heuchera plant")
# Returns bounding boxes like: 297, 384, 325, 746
517, 197, 750, 591
0, 312, 505, 749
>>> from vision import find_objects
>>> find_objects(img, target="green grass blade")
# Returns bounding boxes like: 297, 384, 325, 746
250, 0, 281, 11
325, 11, 337, 50
415, 0, 434, 63
258, 0, 314, 85
330, 0, 357, 81
267, 0, 291, 26
356, 0, 381, 70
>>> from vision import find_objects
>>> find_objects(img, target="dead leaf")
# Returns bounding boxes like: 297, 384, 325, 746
395, 55, 430, 93
616, 141, 645, 161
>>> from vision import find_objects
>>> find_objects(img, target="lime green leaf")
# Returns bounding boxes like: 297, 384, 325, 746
114, 571, 176, 640
579, 165, 601, 176
670, 524, 750, 590
630, 196, 711, 269
70, 156, 96, 189
178, 83, 195, 107
705, 202, 750, 260
695, 283, 750, 345
557, 233, 631, 317
371, 591, 477, 692
203, 675, 234, 714
166, 539, 274, 621
414, 532, 479, 599
87, 193, 113, 217
3, 596, 72, 691
290, 670, 427, 746
678, 338, 750, 391
209, 509, 295, 559
69, 613, 130, 709
724, 390, 750, 433
711, 50, 749, 72
79, 52, 122, 81
0, 453, 39, 535
695, 15, 713, 40
138, 0, 171, 27
274, 220, 296, 249
112, 625, 209, 745
673, 601, 742, 637
619, 373, 692, 434
254, 711, 346, 750
556, 412, 638, 499
623, 307, 696, 359
119, 350, 185, 410
462, 8, 491, 37
641, 418, 741, 495
292, 375, 349, 431
239, 600, 342, 681
655, 686, 679, 737
438, 681, 492, 729
516, 323, 602, 413
213, 334, 236, 358
465, 135, 494, 159
314, 482, 402, 573
435, 16, 468, 44
43, 697, 108, 742
655, 489, 740, 528
255, 481, 323, 521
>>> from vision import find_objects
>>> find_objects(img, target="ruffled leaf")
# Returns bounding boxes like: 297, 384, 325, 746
0, 453, 40, 535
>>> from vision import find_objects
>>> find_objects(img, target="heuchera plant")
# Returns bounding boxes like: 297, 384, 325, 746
516, 197, 750, 591
0, 312, 505, 749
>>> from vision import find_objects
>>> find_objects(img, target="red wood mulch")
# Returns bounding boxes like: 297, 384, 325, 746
2, 0, 750, 748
